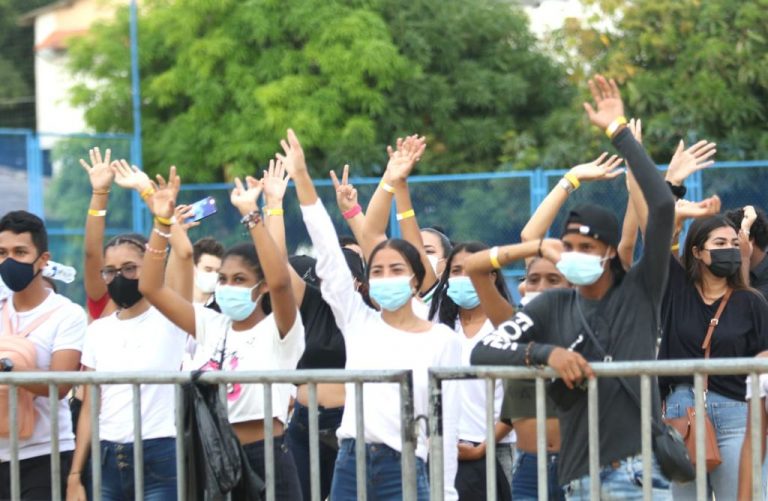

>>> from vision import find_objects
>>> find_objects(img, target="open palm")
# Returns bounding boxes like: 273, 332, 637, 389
569, 153, 624, 182
666, 140, 717, 185
111, 159, 152, 192
79, 147, 114, 191
583, 75, 625, 130
386, 134, 426, 181
148, 166, 180, 219
262, 158, 289, 204
231, 176, 263, 215
276, 129, 307, 179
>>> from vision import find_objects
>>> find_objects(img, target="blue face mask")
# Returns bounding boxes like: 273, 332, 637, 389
555, 251, 608, 286
215, 282, 262, 321
446, 276, 480, 309
369, 276, 414, 312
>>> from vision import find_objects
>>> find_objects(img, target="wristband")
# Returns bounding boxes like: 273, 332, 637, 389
670, 244, 679, 252
396, 209, 415, 221
343, 204, 362, 220
154, 216, 172, 226
145, 244, 168, 256
563, 172, 581, 190
524, 342, 535, 367
380, 181, 396, 194
140, 187, 155, 201
264, 208, 284, 217
153, 227, 171, 239
87, 209, 107, 217
605, 116, 628, 138
666, 181, 687, 199
92, 189, 110, 196
240, 210, 262, 229
489, 246, 501, 270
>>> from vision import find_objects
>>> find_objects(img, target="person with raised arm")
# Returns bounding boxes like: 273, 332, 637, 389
470, 75, 675, 499
331, 164, 367, 249
136, 164, 304, 500
279, 129, 461, 500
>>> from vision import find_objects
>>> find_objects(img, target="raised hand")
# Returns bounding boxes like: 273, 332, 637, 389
628, 118, 642, 144
386, 134, 426, 182
674, 195, 721, 227
173, 204, 200, 232
276, 129, 307, 179
330, 164, 359, 213
111, 159, 152, 192
665, 140, 717, 185
568, 152, 624, 182
230, 176, 263, 215
539, 238, 565, 265
147, 166, 180, 219
79, 147, 114, 191
583, 74, 626, 130
742, 205, 758, 235
262, 158, 289, 205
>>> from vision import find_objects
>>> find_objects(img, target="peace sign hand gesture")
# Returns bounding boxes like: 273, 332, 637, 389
79, 147, 114, 192
330, 164, 359, 213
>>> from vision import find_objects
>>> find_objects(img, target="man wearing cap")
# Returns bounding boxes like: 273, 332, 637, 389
470, 75, 675, 499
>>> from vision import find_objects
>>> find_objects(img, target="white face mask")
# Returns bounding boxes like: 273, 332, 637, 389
195, 270, 219, 294
520, 291, 541, 307
427, 255, 443, 276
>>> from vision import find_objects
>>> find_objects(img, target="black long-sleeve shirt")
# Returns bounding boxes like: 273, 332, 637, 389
471, 127, 675, 484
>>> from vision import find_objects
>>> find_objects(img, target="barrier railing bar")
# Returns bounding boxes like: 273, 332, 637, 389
535, 377, 547, 501
587, 377, 599, 501
174, 384, 185, 501
10, 385, 20, 501
640, 375, 652, 501
750, 372, 762, 501
354, 381, 367, 501
49, 384, 61, 501
133, 384, 144, 500
484, 377, 496, 501
399, 371, 417, 500
427, 375, 443, 501
90, 384, 102, 501
308, 382, 320, 501
694, 374, 706, 499
263, 383, 275, 501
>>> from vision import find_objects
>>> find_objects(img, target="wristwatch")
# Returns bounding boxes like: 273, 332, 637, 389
0, 358, 13, 372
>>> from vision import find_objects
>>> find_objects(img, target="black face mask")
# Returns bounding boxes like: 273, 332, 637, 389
107, 275, 143, 309
0, 257, 41, 292
706, 248, 741, 278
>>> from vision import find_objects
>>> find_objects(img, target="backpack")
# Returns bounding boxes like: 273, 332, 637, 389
0, 300, 62, 439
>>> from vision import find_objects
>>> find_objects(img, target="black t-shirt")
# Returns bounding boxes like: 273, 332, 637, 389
296, 284, 346, 370
750, 254, 768, 301
659, 257, 768, 400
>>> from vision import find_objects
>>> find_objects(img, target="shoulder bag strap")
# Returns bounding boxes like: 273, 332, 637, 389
1, 301, 65, 338
700, 288, 733, 390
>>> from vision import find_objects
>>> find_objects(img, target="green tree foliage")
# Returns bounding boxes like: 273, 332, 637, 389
67, 0, 572, 180
550, 0, 768, 163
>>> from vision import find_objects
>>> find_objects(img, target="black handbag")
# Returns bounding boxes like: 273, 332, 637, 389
574, 296, 695, 483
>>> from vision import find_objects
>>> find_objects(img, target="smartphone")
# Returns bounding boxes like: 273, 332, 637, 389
189, 196, 217, 222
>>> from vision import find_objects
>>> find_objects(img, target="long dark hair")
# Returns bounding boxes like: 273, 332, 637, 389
682, 215, 749, 291
428, 241, 511, 327
367, 238, 426, 291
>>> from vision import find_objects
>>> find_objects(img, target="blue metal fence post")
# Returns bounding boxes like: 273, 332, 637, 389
129, 0, 144, 235
530, 168, 547, 216
389, 199, 400, 238
25, 131, 44, 217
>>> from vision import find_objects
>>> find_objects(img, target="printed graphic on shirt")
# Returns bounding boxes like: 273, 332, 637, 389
481, 312, 534, 351
200, 342, 242, 402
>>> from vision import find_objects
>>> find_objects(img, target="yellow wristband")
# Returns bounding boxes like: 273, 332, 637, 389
140, 187, 156, 201
154, 216, 172, 226
670, 243, 680, 252
396, 209, 415, 221
563, 173, 581, 190
605, 116, 628, 138
264, 208, 284, 217
87, 209, 107, 217
489, 246, 502, 270
380, 181, 396, 194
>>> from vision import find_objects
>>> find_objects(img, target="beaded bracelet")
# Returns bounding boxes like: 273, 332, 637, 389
240, 210, 262, 229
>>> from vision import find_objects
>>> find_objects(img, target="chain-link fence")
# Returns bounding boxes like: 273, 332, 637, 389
2, 130, 768, 305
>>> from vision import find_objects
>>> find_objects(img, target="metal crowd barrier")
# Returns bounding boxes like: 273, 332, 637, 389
429, 358, 768, 501
0, 369, 417, 501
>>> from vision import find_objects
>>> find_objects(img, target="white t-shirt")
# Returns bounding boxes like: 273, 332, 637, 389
745, 373, 768, 407
456, 319, 515, 444
0, 291, 86, 461
301, 199, 461, 501
185, 304, 304, 424
80, 307, 188, 443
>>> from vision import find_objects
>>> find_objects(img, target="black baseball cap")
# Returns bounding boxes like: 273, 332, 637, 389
289, 255, 319, 287
342, 248, 366, 283
562, 204, 620, 248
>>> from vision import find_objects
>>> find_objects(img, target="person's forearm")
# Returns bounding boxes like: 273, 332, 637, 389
471, 335, 553, 367
264, 196, 288, 258
140, 223, 171, 297
247, 220, 291, 294
361, 173, 394, 256
292, 170, 319, 207
521, 183, 569, 243
393, 179, 437, 291
84, 192, 109, 300
494, 421, 513, 443
69, 387, 93, 476
618, 195, 639, 270
612, 128, 673, 217
166, 225, 194, 301
465, 240, 541, 275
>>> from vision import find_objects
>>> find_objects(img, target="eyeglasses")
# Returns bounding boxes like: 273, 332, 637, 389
100, 264, 140, 283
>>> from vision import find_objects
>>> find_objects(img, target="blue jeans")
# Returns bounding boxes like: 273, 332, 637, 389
285, 401, 344, 501
512, 451, 564, 501
100, 437, 177, 501
564, 454, 671, 500
664, 384, 746, 500
330, 438, 430, 500
242, 435, 302, 501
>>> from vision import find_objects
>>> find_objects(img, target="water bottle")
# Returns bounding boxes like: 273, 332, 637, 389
43, 261, 77, 284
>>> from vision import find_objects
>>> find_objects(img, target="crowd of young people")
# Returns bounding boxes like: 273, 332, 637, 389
1, 74, 768, 501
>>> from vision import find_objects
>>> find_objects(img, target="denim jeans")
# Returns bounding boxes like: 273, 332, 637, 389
564, 454, 671, 500
100, 437, 176, 501
330, 438, 430, 501
512, 451, 564, 501
285, 401, 344, 501
664, 384, 747, 500
242, 435, 302, 501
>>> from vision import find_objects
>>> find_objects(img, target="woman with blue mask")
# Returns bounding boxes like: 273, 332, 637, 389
278, 129, 461, 501
136, 166, 305, 500
428, 241, 515, 499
